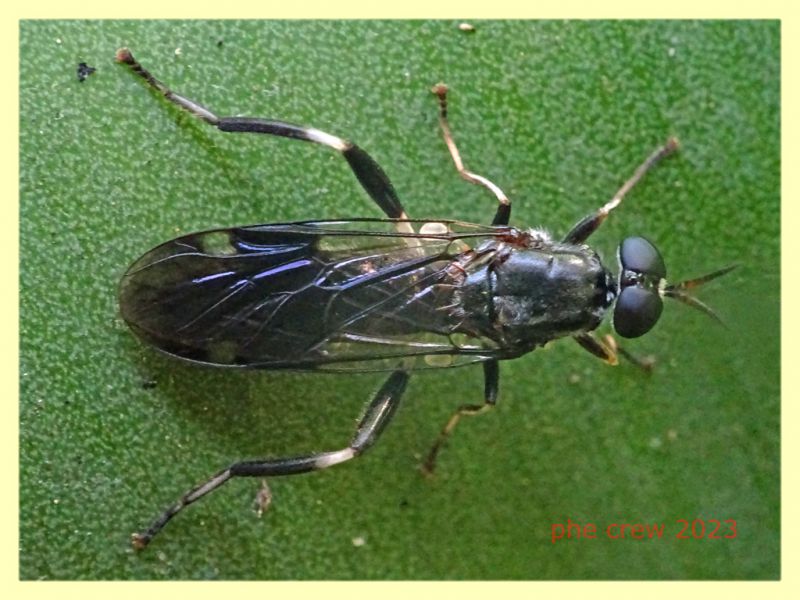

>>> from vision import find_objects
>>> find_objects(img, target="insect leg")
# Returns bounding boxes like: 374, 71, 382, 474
431, 84, 511, 226
574, 332, 619, 366
574, 332, 655, 371
602, 334, 656, 371
116, 48, 409, 223
131, 370, 409, 550
563, 138, 680, 244
421, 359, 499, 476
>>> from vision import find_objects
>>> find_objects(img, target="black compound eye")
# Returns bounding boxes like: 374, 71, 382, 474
619, 236, 666, 280
613, 286, 663, 338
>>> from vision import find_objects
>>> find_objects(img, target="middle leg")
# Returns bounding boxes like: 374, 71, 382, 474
431, 84, 512, 226
422, 359, 500, 476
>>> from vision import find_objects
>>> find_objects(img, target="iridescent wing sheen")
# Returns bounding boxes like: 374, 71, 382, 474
119, 219, 509, 371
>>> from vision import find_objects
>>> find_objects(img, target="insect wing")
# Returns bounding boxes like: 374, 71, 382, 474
119, 220, 505, 370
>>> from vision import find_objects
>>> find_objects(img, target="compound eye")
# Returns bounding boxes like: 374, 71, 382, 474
614, 286, 663, 338
619, 236, 666, 280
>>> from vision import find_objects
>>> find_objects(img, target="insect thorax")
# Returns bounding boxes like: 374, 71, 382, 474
456, 236, 615, 355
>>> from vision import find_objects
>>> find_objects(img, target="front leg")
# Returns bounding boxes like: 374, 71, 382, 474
574, 332, 655, 371
563, 138, 680, 244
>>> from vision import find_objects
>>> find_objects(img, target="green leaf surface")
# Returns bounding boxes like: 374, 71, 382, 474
20, 20, 779, 580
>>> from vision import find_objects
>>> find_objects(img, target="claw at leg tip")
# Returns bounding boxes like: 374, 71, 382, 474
131, 532, 149, 551
116, 48, 134, 63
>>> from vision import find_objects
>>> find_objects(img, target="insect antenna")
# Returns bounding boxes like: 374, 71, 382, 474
663, 265, 738, 325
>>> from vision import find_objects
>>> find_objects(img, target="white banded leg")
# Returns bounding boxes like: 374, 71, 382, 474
132, 370, 409, 549
116, 48, 411, 227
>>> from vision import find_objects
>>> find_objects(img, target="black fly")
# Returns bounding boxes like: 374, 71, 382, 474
116, 49, 734, 549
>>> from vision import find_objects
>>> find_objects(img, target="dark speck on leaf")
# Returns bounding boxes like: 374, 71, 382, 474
77, 62, 96, 82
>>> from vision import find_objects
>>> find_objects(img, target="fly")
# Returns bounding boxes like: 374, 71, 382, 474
116, 48, 734, 549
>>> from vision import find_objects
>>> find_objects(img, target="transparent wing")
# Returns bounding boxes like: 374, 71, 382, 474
119, 219, 509, 371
